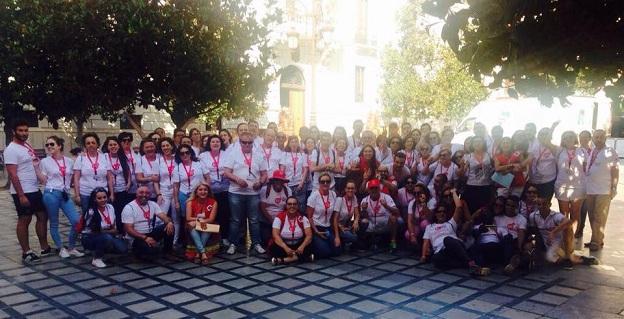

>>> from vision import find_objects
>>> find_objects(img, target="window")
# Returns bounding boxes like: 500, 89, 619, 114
355, 0, 368, 43
120, 114, 142, 130
355, 66, 365, 103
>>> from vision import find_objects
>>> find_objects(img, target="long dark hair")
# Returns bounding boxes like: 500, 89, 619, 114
175, 144, 199, 164
358, 145, 379, 176
86, 187, 109, 232
101, 136, 130, 183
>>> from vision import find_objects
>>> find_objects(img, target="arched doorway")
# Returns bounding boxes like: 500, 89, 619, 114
279, 65, 305, 135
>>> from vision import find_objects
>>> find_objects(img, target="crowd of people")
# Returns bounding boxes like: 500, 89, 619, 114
5, 117, 617, 275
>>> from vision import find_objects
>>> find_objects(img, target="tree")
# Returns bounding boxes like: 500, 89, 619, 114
381, 0, 487, 122
0, 0, 279, 144
423, 0, 624, 106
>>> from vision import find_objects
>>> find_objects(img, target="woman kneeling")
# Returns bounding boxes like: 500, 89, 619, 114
270, 197, 313, 265
186, 182, 218, 265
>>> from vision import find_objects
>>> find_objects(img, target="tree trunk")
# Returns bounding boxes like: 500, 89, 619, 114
123, 111, 146, 138
74, 118, 86, 147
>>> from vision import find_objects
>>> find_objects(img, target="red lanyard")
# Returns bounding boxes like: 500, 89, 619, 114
145, 155, 155, 171
163, 156, 174, 181
403, 190, 414, 205
182, 161, 194, 191
345, 196, 354, 214
136, 200, 151, 220
588, 148, 599, 172
262, 146, 272, 166
320, 191, 331, 222
18, 141, 36, 159
126, 151, 135, 171
440, 163, 451, 176
413, 203, 422, 219
108, 154, 120, 171
406, 151, 414, 167
98, 206, 112, 226
420, 157, 429, 168
566, 149, 576, 169
369, 197, 381, 225
338, 156, 345, 171
306, 154, 312, 168
288, 216, 297, 239
536, 146, 550, 165
242, 151, 253, 173
290, 152, 299, 176
322, 151, 331, 164
54, 157, 67, 188
210, 151, 220, 177
86, 153, 100, 175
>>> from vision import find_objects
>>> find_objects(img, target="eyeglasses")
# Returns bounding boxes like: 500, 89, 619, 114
179, 151, 190, 155
45, 143, 56, 147
319, 180, 331, 184
241, 141, 253, 145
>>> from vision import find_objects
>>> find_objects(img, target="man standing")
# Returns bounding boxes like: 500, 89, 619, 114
5, 119, 51, 264
123, 185, 174, 259
257, 128, 282, 174
585, 129, 619, 251
173, 128, 186, 148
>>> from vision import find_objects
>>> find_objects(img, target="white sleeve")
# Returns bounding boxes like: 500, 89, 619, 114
121, 205, 135, 224
422, 224, 432, 240
385, 194, 397, 208
518, 215, 527, 230
172, 164, 180, 183
3, 147, 18, 165
302, 216, 311, 229
272, 216, 282, 229
407, 200, 415, 216
73, 156, 83, 171
307, 191, 318, 208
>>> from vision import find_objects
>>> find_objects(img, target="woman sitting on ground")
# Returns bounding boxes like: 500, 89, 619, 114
271, 196, 313, 265
420, 188, 490, 276
185, 182, 218, 265
81, 188, 128, 268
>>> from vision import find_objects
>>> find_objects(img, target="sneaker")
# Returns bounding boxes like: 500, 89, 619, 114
22, 251, 42, 264
226, 244, 237, 255
59, 248, 70, 259
91, 258, 107, 268
469, 265, 491, 276
309, 253, 315, 262
68, 248, 85, 257
222, 238, 231, 247
389, 240, 397, 251
40, 247, 54, 257
253, 244, 266, 254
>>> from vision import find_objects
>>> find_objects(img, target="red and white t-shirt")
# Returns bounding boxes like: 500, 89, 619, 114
272, 215, 310, 241
423, 218, 458, 253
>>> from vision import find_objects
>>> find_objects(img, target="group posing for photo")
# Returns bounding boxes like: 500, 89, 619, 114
5, 118, 616, 275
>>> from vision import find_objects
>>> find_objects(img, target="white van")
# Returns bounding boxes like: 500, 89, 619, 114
452, 95, 612, 145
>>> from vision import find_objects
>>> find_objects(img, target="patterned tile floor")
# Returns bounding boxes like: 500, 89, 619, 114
0, 186, 623, 318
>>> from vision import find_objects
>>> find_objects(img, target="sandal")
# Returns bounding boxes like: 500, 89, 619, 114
271, 257, 283, 265
201, 253, 210, 266
193, 255, 201, 264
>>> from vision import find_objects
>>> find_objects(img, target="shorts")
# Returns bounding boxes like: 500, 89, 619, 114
11, 191, 45, 217
555, 186, 585, 201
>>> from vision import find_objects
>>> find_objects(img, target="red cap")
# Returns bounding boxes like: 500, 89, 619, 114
269, 170, 289, 182
367, 178, 381, 189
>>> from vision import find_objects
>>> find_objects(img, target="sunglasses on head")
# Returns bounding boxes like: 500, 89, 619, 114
45, 143, 56, 147
319, 180, 331, 184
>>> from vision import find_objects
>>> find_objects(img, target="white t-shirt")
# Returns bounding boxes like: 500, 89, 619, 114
121, 200, 163, 234
172, 161, 206, 194
360, 193, 397, 232
427, 162, 459, 191
82, 204, 116, 234
156, 156, 176, 196
5, 142, 39, 194
431, 144, 463, 158
528, 210, 565, 247
586, 146, 619, 195
474, 224, 499, 244
73, 153, 111, 196
416, 158, 433, 185
307, 190, 336, 228
199, 151, 225, 183
530, 144, 558, 184
397, 188, 416, 213
423, 218, 458, 253
256, 145, 282, 175
375, 147, 394, 167
519, 200, 538, 220
106, 154, 127, 193
407, 200, 427, 220
401, 150, 419, 169
223, 146, 268, 195
334, 196, 358, 225
555, 148, 586, 190
310, 149, 336, 189
273, 215, 310, 241
260, 185, 291, 219
465, 153, 493, 186
495, 214, 527, 239
40, 156, 74, 192
279, 152, 308, 187
137, 154, 160, 198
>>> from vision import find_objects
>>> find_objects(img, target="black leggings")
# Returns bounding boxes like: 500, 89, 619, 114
470, 241, 502, 267
269, 241, 312, 261
431, 237, 472, 269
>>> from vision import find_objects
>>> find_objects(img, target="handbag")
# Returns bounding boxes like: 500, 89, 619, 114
195, 221, 220, 233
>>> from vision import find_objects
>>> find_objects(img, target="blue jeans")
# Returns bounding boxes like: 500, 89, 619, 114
175, 192, 190, 245
43, 189, 80, 249
312, 226, 341, 259
340, 229, 358, 244
80, 195, 90, 214
81, 233, 128, 258
228, 193, 261, 246
189, 229, 211, 252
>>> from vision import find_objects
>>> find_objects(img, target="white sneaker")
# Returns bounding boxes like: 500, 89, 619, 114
226, 244, 237, 255
91, 258, 107, 268
253, 244, 266, 254
59, 248, 70, 259
68, 248, 85, 257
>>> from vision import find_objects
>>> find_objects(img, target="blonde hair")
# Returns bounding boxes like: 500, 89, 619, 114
187, 182, 214, 203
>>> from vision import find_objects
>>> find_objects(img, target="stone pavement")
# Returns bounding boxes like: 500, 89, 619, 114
0, 184, 622, 318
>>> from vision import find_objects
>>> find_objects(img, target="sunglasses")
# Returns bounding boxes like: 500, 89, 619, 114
122, 138, 132, 142
241, 141, 253, 145
319, 180, 331, 184
45, 143, 56, 147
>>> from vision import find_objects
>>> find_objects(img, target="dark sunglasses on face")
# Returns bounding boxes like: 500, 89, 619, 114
122, 138, 132, 142
45, 143, 56, 147
241, 141, 253, 145
319, 180, 331, 184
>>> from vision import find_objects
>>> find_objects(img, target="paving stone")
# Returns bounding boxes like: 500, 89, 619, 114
275, 266, 306, 276
493, 285, 532, 297
528, 292, 568, 305
107, 292, 146, 305
379, 308, 421, 319
404, 299, 445, 313
295, 300, 332, 313
369, 274, 413, 288
173, 277, 210, 289
346, 284, 381, 296
297, 272, 330, 282
297, 284, 330, 296
13, 300, 54, 315
236, 299, 278, 313
157, 272, 191, 282
182, 300, 222, 313
109, 272, 143, 282
143, 284, 179, 296
195, 284, 230, 297
547, 303, 624, 319
146, 308, 187, 319
374, 291, 411, 304
126, 300, 166, 314
566, 285, 624, 314
55, 292, 92, 305
262, 308, 305, 319
206, 271, 236, 282
320, 308, 362, 319
508, 278, 546, 290
223, 278, 257, 289
398, 279, 445, 296
85, 309, 129, 319
270, 292, 306, 304
25, 308, 70, 319
321, 292, 359, 304
461, 299, 500, 313
494, 307, 541, 319
512, 300, 554, 315
271, 278, 304, 289
319, 277, 354, 289
125, 278, 160, 289
459, 279, 497, 290
430, 273, 463, 283
68, 300, 110, 315
185, 266, 218, 276
212, 292, 253, 305
0, 292, 37, 305
24, 278, 62, 289
161, 291, 200, 304
249, 271, 283, 282
91, 285, 128, 297
349, 300, 389, 313
204, 308, 247, 319
438, 308, 481, 319
545, 285, 582, 297
476, 293, 515, 306
428, 286, 478, 304
0, 285, 23, 297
